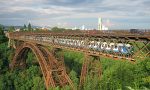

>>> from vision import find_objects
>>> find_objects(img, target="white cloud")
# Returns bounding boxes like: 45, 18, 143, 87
0, 0, 150, 29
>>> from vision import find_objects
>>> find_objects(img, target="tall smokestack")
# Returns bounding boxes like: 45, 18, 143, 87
98, 17, 102, 30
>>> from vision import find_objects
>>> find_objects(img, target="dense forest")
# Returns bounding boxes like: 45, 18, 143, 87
0, 25, 150, 90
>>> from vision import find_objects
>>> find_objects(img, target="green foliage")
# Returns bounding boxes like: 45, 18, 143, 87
64, 50, 83, 76
28, 23, 32, 31
0, 64, 45, 90
69, 70, 79, 88
8, 26, 15, 32
13, 66, 45, 90
26, 51, 37, 66
97, 57, 150, 90
24, 24, 27, 29
19, 24, 28, 31
51, 27, 61, 32
83, 75, 100, 90
51, 27, 66, 32
0, 24, 4, 35
0, 25, 8, 43
0, 43, 9, 73
0, 44, 45, 90
0, 35, 8, 44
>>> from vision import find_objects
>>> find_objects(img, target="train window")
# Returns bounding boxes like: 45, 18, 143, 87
128, 47, 131, 49
96, 43, 98, 46
111, 45, 114, 48
118, 46, 122, 49
93, 43, 95, 46
99, 44, 101, 48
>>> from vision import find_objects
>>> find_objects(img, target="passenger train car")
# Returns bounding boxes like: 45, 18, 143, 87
24, 35, 134, 55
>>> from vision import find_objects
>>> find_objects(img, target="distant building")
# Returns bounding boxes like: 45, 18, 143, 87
72, 25, 86, 30
102, 25, 108, 30
98, 17, 108, 30
40, 26, 51, 31
81, 25, 85, 30
72, 27, 77, 30
15, 28, 20, 32
42, 28, 49, 31
98, 17, 102, 30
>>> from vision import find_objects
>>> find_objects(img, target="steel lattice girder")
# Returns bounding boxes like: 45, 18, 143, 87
8, 31, 150, 62
11, 43, 75, 90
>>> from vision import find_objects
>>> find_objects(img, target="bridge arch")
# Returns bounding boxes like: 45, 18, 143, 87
10, 42, 74, 90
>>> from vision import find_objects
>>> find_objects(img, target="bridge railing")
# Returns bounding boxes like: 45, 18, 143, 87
8, 30, 150, 37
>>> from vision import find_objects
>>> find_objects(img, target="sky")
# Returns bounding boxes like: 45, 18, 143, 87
0, 0, 150, 29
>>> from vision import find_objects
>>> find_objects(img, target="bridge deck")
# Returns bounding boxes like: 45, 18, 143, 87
8, 30, 150, 41
7, 31, 150, 62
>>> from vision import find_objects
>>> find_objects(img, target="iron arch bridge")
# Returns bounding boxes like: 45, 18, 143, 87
6, 30, 150, 90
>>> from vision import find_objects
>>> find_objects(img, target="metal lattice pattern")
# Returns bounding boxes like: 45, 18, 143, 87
8, 31, 150, 61
11, 43, 74, 90
7, 31, 150, 90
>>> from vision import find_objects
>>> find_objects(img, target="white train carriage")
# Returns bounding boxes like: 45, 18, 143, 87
25, 35, 134, 55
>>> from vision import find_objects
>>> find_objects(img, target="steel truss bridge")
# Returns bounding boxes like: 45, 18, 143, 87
6, 30, 150, 90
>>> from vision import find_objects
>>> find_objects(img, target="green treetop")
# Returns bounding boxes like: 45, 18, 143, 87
8, 26, 15, 32
0, 24, 4, 35
23, 24, 27, 30
28, 23, 32, 31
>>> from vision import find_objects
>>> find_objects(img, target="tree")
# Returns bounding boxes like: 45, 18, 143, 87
0, 24, 4, 35
69, 70, 79, 89
20, 24, 27, 31
0, 25, 5, 43
51, 27, 67, 32
24, 24, 26, 29
8, 26, 15, 32
28, 23, 32, 31
0, 25, 8, 43
26, 51, 37, 66
51, 27, 60, 32
32, 77, 45, 90
0, 76, 5, 90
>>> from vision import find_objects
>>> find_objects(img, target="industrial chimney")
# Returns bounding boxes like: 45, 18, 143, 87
98, 17, 102, 30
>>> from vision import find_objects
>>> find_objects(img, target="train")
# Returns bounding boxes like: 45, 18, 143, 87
24, 35, 134, 55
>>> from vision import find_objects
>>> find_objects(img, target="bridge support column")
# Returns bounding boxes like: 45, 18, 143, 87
8, 39, 21, 49
10, 48, 29, 70
50, 48, 75, 89
79, 53, 102, 89
8, 39, 15, 48
8, 38, 11, 48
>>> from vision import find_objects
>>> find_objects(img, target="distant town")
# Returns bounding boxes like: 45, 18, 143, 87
1, 18, 109, 32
